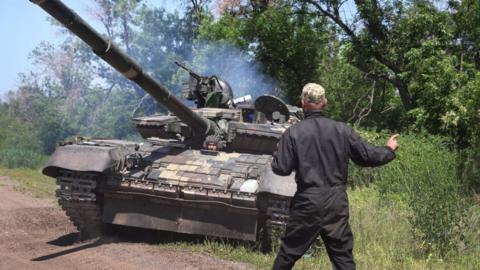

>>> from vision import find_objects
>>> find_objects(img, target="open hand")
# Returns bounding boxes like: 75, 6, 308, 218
386, 134, 400, 151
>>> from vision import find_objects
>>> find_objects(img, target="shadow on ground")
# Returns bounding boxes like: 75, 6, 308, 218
111, 225, 258, 249
32, 225, 258, 262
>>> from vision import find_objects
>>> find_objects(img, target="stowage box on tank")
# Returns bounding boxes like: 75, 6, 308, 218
30, 0, 301, 251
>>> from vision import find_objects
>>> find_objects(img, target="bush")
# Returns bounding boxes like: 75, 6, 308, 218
0, 113, 47, 169
459, 141, 480, 195
349, 131, 467, 255
452, 72, 480, 194
0, 146, 47, 169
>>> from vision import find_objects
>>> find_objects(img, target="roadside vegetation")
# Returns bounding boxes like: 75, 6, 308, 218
1, 0, 479, 269
2, 132, 478, 269
187, 188, 480, 270
156, 132, 480, 270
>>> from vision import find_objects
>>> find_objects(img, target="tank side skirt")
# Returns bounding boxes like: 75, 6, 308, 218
102, 190, 260, 241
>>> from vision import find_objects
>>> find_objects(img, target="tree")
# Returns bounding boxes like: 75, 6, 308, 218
450, 0, 480, 70
2, 0, 218, 153
200, 4, 330, 104
299, 0, 456, 112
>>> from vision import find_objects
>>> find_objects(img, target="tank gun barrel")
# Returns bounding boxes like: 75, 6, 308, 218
30, 0, 214, 136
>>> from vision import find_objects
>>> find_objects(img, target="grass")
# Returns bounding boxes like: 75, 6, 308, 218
1, 166, 478, 269
146, 188, 480, 270
0, 166, 56, 198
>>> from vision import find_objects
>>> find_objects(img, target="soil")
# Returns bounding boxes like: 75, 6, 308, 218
0, 176, 253, 270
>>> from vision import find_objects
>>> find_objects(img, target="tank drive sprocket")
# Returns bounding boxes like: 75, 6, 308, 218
56, 170, 104, 239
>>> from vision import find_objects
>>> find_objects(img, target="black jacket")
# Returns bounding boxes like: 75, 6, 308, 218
272, 111, 395, 190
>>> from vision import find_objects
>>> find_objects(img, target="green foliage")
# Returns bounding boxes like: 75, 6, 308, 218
453, 73, 480, 193
198, 15, 249, 49
403, 44, 465, 135
321, 54, 407, 130
159, 187, 479, 270
0, 141, 47, 169
451, 0, 480, 69
460, 203, 480, 258
0, 108, 47, 168
459, 145, 480, 195
6, 83, 76, 153
199, 5, 329, 104
246, 6, 328, 103
320, 51, 374, 123
349, 131, 468, 255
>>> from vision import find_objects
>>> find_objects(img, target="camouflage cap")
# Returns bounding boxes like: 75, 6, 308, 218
301, 83, 326, 104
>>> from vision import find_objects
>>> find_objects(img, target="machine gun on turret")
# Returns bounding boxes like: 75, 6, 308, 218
175, 61, 234, 109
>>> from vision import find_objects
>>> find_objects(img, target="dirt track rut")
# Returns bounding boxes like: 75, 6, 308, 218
0, 176, 253, 270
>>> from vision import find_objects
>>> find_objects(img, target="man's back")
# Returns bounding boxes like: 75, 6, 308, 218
272, 111, 395, 190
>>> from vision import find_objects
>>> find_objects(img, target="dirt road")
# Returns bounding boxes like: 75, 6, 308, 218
0, 176, 253, 270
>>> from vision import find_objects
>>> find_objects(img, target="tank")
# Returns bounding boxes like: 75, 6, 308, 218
31, 0, 301, 251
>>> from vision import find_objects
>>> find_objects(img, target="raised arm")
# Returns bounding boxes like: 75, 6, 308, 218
348, 129, 398, 167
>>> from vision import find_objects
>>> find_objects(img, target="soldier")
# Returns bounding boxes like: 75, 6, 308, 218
271, 83, 399, 270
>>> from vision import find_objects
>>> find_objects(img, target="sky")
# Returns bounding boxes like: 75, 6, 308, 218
0, 0, 177, 98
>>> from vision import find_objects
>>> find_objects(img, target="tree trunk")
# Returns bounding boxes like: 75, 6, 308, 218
394, 78, 414, 111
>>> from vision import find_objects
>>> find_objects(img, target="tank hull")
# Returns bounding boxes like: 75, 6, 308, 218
49, 139, 295, 246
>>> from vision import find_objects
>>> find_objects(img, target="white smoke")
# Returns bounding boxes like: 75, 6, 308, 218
188, 41, 279, 100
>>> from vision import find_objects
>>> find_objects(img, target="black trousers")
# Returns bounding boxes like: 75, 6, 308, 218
272, 187, 355, 270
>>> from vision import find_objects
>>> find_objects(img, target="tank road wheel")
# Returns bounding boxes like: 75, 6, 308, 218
56, 170, 105, 240
260, 196, 290, 253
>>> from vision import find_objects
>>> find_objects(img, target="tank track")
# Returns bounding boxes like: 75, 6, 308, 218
261, 196, 290, 252
262, 196, 324, 253
56, 170, 104, 240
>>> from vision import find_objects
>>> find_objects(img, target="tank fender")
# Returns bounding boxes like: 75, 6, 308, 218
42, 144, 132, 178
258, 167, 297, 197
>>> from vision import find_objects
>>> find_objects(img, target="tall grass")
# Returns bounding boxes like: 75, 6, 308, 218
459, 143, 480, 194
0, 147, 47, 169
0, 114, 48, 169
164, 187, 479, 270
349, 131, 477, 257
